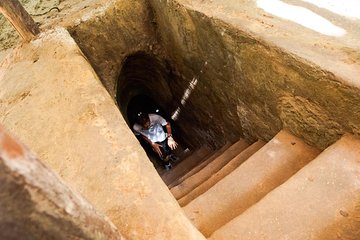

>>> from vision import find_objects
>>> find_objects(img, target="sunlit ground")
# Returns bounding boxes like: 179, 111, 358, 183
300, 0, 360, 20
256, 0, 354, 37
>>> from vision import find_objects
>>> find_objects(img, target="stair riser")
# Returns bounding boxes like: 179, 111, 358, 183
169, 143, 232, 188
179, 141, 266, 207
210, 134, 360, 240
185, 131, 320, 237
171, 139, 249, 200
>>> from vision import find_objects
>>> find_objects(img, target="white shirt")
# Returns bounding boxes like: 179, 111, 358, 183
133, 114, 168, 143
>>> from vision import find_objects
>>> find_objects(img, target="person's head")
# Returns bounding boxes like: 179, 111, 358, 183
137, 112, 150, 129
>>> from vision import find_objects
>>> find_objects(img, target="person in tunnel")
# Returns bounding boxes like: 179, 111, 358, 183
133, 112, 178, 170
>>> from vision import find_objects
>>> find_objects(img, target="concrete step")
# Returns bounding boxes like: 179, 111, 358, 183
184, 130, 320, 237
168, 142, 232, 189
170, 139, 250, 200
178, 140, 266, 207
161, 147, 211, 186
210, 134, 360, 240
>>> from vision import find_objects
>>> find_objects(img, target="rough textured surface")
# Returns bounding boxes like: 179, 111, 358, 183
66, 0, 160, 97
0, 0, 61, 50
161, 147, 211, 186
171, 139, 249, 200
3, 0, 360, 150
0, 125, 123, 240
185, 130, 320, 237
210, 134, 360, 240
149, 0, 360, 149
1, 0, 360, 238
178, 140, 265, 207
168, 142, 232, 188
0, 29, 205, 240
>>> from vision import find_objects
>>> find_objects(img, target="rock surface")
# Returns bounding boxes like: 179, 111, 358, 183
0, 28, 205, 240
149, 0, 360, 148
0, 125, 123, 240
210, 134, 360, 240
1, 0, 360, 238
2, 0, 359, 149
184, 130, 320, 236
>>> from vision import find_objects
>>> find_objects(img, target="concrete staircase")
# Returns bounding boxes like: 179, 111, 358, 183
162, 130, 360, 239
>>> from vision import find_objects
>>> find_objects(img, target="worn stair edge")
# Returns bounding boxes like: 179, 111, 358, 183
168, 142, 232, 189
210, 134, 360, 240
185, 130, 320, 237
161, 147, 211, 186
170, 139, 250, 200
156, 146, 191, 174
179, 140, 266, 207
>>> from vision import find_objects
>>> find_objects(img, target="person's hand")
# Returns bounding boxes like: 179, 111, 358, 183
151, 143, 162, 157
167, 136, 178, 150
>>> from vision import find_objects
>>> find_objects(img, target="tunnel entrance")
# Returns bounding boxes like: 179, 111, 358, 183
126, 94, 178, 170
115, 52, 173, 125
126, 94, 169, 130
116, 52, 188, 171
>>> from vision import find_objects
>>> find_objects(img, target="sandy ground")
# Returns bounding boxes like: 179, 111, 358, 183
0, 0, 60, 50
0, 0, 98, 51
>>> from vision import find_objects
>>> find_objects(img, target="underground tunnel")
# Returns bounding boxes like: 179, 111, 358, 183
116, 52, 194, 172
1, 0, 360, 239
71, 0, 360, 189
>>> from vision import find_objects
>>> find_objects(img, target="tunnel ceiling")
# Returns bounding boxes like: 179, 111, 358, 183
116, 52, 174, 125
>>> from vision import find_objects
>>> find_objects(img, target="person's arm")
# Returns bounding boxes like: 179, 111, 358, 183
165, 122, 178, 150
166, 122, 173, 137
141, 134, 163, 157
134, 122, 163, 156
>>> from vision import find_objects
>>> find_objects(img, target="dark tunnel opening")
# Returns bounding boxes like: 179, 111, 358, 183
126, 95, 169, 130
116, 52, 173, 124
116, 52, 189, 170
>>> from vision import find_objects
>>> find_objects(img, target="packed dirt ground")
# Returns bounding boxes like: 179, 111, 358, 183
0, 0, 107, 51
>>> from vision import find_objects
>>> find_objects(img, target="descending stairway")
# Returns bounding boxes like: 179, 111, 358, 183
168, 142, 232, 189
161, 147, 211, 186
178, 140, 266, 207
161, 130, 360, 240
170, 139, 250, 200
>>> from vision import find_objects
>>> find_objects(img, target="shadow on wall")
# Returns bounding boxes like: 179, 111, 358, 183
115, 51, 174, 126
116, 51, 212, 154
126, 94, 170, 130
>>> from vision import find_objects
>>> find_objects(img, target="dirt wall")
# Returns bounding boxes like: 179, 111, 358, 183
0, 27, 205, 240
149, 0, 360, 149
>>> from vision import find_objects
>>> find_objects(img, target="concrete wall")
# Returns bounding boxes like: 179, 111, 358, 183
0, 28, 205, 240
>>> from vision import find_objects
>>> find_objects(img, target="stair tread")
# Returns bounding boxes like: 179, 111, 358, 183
210, 134, 360, 240
185, 130, 320, 237
178, 140, 266, 207
161, 147, 211, 186
168, 142, 232, 189
170, 139, 250, 200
